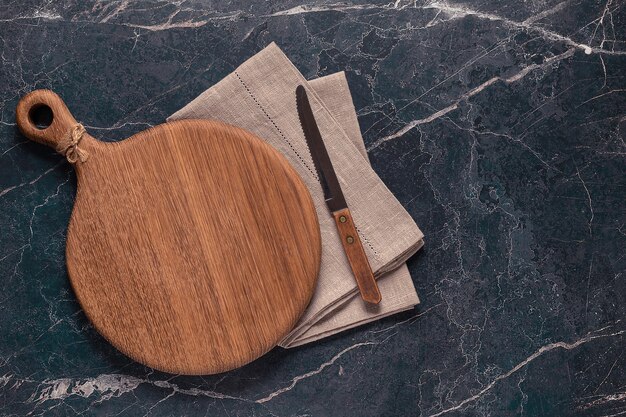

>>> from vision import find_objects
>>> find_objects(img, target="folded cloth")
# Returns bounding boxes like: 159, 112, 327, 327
168, 43, 424, 347
290, 73, 422, 347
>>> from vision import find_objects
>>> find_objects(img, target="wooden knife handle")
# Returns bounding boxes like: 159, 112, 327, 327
332, 208, 382, 304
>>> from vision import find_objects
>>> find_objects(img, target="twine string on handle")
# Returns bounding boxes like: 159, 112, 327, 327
56, 123, 89, 163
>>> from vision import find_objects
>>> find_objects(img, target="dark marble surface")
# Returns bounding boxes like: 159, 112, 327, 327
1, 0, 625, 416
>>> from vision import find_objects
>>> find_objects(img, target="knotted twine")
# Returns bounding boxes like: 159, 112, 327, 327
56, 123, 89, 163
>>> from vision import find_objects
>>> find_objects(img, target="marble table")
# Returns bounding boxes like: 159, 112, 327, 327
1, 1, 624, 416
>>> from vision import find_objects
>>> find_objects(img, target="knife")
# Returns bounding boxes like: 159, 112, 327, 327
296, 85, 382, 304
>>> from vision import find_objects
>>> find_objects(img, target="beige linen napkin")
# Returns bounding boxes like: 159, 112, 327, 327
168, 43, 424, 347
290, 73, 423, 347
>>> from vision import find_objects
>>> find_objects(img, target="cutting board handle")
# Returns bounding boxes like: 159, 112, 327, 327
16, 89, 92, 153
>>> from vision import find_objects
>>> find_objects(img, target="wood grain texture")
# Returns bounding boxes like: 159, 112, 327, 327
16, 90, 322, 375
332, 208, 381, 304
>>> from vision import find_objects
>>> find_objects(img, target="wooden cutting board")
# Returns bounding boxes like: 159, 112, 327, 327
16, 90, 322, 375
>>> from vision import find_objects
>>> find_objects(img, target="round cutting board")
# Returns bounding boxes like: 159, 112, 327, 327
16, 90, 321, 375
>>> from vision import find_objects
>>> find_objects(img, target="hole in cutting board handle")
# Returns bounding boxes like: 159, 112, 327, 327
28, 104, 54, 130
16, 89, 82, 150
